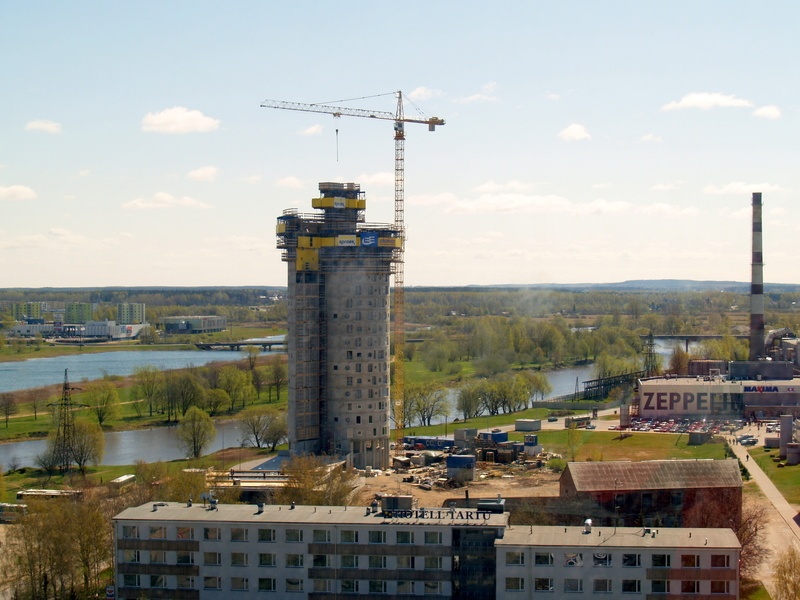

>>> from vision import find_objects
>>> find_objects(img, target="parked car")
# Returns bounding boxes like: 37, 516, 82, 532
741, 438, 758, 446
547, 416, 559, 422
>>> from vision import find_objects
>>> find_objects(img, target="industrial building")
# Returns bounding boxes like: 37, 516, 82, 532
277, 182, 401, 470
632, 193, 800, 422
112, 500, 740, 600
162, 316, 227, 334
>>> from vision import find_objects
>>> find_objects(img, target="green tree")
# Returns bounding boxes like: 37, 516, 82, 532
71, 419, 105, 475
238, 406, 284, 449
220, 365, 255, 410
267, 354, 288, 402
274, 455, 358, 506
0, 392, 18, 427
245, 345, 260, 370
177, 406, 216, 459
406, 383, 449, 427
773, 544, 800, 600
456, 382, 483, 421
85, 380, 120, 426
133, 365, 163, 417
203, 388, 229, 417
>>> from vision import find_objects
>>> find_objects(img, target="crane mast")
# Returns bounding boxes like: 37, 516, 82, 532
261, 91, 444, 456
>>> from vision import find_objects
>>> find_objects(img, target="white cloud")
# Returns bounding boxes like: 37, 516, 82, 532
637, 203, 700, 217
473, 180, 536, 193
454, 82, 499, 104
559, 123, 591, 141
592, 183, 611, 190
408, 87, 443, 101
355, 172, 393, 187
122, 192, 211, 210
78, 169, 90, 177
141, 107, 220, 134
545, 92, 561, 101
300, 124, 323, 136
703, 181, 786, 195
243, 175, 263, 184
187, 166, 219, 182
661, 92, 753, 111
25, 119, 62, 134
753, 105, 781, 119
0, 185, 37, 200
276, 176, 304, 189
639, 133, 663, 143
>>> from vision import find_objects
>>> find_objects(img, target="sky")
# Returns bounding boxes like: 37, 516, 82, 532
2, 2, 799, 288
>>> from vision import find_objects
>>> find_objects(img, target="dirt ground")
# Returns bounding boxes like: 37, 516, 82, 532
355, 462, 561, 508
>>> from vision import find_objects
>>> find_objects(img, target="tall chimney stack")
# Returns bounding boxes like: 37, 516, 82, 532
749, 192, 765, 360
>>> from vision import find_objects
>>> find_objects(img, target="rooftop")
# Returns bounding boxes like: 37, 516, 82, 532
499, 525, 740, 550
563, 459, 743, 492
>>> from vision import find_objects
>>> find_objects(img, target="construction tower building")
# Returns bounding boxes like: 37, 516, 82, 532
277, 182, 400, 470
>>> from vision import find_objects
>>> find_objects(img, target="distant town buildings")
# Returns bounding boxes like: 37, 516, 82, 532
65, 302, 94, 324
118, 302, 146, 325
162, 316, 227, 334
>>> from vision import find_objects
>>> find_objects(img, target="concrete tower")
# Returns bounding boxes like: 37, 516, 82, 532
277, 182, 400, 470
749, 192, 765, 361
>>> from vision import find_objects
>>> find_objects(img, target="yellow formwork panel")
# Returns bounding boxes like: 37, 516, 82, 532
298, 236, 336, 248
378, 237, 402, 248
276, 221, 287, 233
296, 247, 319, 271
312, 197, 366, 210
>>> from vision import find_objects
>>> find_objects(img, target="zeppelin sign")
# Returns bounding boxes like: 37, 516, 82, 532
639, 382, 744, 417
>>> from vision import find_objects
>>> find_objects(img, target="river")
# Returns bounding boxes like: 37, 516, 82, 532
0, 338, 690, 468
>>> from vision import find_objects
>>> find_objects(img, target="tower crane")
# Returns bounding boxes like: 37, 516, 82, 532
261, 91, 445, 454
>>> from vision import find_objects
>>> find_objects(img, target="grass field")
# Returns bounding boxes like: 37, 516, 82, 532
749, 445, 800, 505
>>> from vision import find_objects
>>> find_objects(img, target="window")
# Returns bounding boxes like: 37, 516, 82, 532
122, 525, 139, 539
340, 529, 358, 543
651, 580, 670, 594
681, 554, 699, 568
621, 580, 641, 593
313, 529, 331, 543
149, 550, 166, 564
424, 556, 443, 570
313, 554, 331, 567
149, 526, 166, 539
534, 578, 554, 592
123, 575, 140, 588
505, 577, 524, 591
231, 527, 248, 542
711, 581, 731, 594
285, 529, 303, 542
258, 528, 276, 543
286, 578, 304, 593
711, 554, 730, 568
424, 581, 442, 595
652, 554, 671, 568
369, 581, 388, 594
681, 580, 700, 594
672, 491, 683, 506
369, 530, 386, 544
204, 576, 221, 590
122, 549, 140, 563
259, 553, 277, 567
177, 575, 194, 589
593, 552, 611, 567
258, 578, 276, 592
176, 551, 194, 565
397, 555, 415, 569
564, 579, 583, 593
341, 580, 359, 593
204, 552, 221, 566
424, 531, 442, 544
593, 579, 612, 593
564, 552, 583, 566
341, 555, 358, 568
231, 552, 248, 567
396, 530, 414, 544
313, 580, 332, 592
398, 581, 415, 594
231, 577, 249, 591
506, 551, 524, 566
286, 554, 304, 568
369, 555, 387, 569
176, 526, 194, 540
204, 527, 221, 541
535, 552, 554, 566
622, 553, 641, 567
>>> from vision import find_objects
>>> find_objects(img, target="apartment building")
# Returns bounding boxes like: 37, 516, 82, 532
113, 501, 740, 600
497, 524, 740, 599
